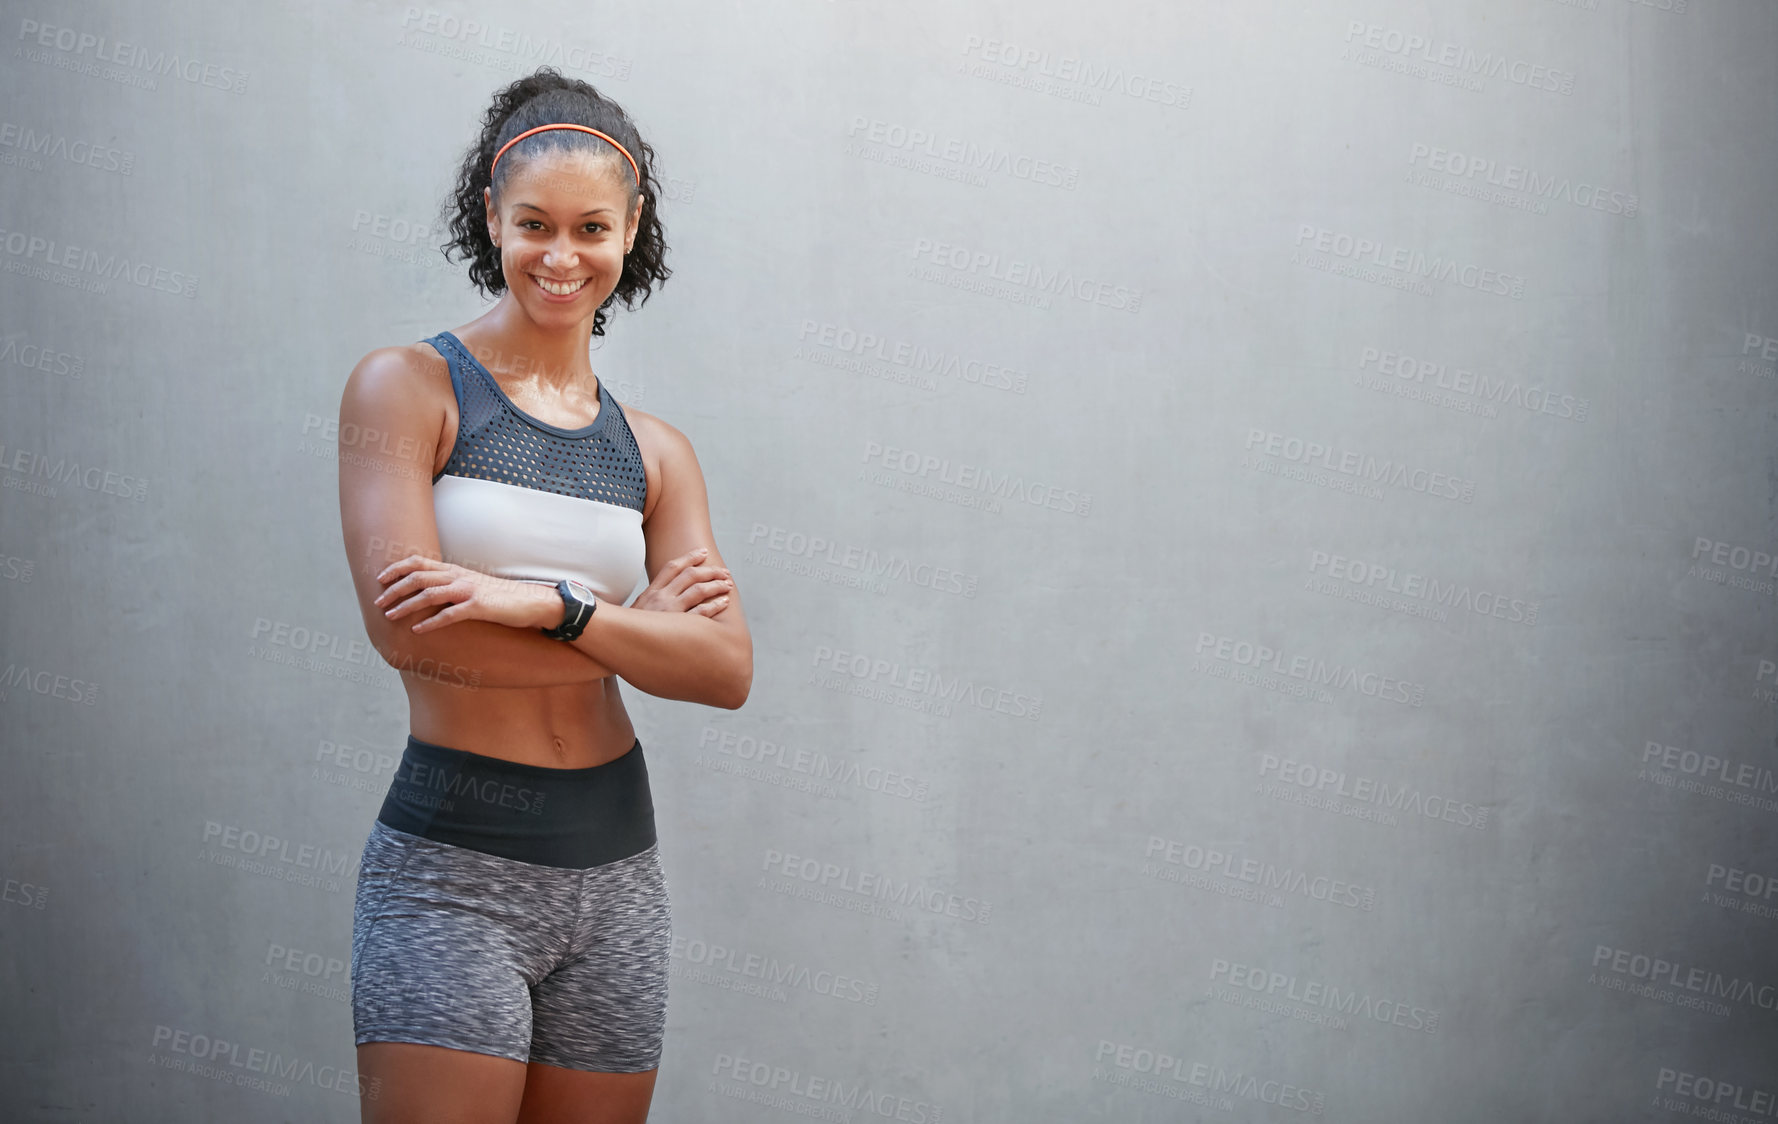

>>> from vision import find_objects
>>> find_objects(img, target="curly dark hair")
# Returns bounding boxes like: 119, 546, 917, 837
439, 67, 671, 337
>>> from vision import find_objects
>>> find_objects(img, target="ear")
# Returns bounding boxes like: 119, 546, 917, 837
626, 193, 644, 250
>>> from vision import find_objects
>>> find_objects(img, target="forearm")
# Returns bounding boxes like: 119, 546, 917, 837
370, 607, 617, 689
565, 602, 749, 707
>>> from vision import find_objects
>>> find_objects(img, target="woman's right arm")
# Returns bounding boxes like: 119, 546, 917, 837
337, 346, 618, 689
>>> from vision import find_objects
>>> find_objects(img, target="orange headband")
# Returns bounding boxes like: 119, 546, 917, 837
489, 123, 640, 189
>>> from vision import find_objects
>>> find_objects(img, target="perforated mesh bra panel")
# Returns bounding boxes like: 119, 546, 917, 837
430, 332, 647, 512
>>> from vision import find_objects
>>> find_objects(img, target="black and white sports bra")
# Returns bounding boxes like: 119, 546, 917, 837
425, 330, 648, 606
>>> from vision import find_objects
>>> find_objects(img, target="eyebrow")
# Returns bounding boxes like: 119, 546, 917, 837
513, 203, 618, 217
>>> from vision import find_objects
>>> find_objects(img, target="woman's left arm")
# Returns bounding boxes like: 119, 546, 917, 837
558, 415, 752, 708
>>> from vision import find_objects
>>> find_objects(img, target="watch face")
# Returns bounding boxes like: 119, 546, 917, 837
566, 580, 594, 603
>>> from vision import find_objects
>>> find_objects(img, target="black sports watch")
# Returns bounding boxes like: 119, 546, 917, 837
541, 578, 597, 641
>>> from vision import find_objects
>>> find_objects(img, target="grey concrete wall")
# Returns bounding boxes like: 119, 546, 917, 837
3, 0, 1775, 1120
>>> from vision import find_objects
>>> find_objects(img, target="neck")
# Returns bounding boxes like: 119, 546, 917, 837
461, 299, 599, 388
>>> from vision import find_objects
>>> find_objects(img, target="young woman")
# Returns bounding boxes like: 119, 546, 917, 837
335, 68, 751, 1123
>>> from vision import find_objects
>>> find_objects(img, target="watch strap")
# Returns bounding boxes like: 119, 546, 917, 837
542, 579, 596, 641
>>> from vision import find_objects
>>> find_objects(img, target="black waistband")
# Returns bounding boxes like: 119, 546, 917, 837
376, 735, 656, 869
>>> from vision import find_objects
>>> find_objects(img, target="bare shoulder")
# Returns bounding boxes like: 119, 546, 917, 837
338, 341, 456, 477
345, 340, 450, 395
340, 341, 454, 427
621, 404, 694, 457
618, 405, 703, 523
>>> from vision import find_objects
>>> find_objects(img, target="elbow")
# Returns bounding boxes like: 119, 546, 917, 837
366, 623, 401, 668
367, 616, 438, 673
716, 649, 753, 710
366, 615, 420, 669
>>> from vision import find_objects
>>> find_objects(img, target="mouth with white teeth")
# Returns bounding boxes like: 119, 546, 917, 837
531, 274, 589, 297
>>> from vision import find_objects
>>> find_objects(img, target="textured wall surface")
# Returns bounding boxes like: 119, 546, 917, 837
3, 1, 1776, 1120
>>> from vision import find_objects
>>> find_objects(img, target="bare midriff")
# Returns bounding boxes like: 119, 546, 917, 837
406, 676, 638, 769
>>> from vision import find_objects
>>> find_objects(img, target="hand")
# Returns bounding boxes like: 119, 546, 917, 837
631, 546, 734, 617
374, 555, 558, 633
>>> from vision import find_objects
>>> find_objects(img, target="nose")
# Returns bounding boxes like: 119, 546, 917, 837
541, 232, 580, 272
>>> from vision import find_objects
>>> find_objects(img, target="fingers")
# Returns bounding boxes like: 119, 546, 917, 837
633, 548, 735, 614
374, 553, 441, 586
408, 599, 465, 633
656, 547, 708, 585
374, 568, 448, 610
662, 549, 727, 582
382, 574, 463, 622
650, 547, 731, 599
690, 596, 731, 617
664, 564, 732, 599
373, 554, 418, 586
664, 575, 734, 611
689, 577, 733, 602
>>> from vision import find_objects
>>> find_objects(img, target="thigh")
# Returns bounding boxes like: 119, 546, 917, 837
352, 825, 568, 1072
516, 1064, 658, 1124
527, 845, 671, 1075
358, 1042, 527, 1124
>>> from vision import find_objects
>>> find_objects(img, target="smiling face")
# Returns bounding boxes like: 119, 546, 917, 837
483, 147, 641, 324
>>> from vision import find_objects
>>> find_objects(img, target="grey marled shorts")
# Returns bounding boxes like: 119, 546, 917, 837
350, 737, 670, 1073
